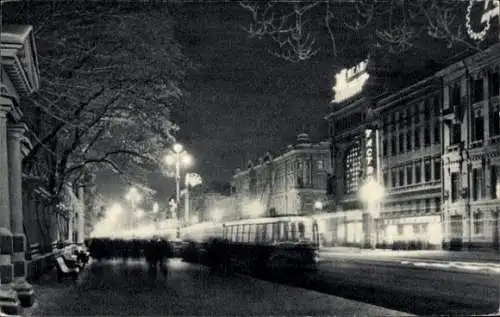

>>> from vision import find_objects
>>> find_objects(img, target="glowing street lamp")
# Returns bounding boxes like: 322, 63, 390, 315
314, 201, 323, 212
164, 143, 192, 222
125, 187, 142, 230
359, 179, 385, 249
184, 172, 202, 225
152, 202, 159, 214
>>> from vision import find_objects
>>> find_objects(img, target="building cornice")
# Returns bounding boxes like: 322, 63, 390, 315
1, 25, 40, 97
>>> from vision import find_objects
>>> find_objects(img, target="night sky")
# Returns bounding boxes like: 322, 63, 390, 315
149, 3, 337, 200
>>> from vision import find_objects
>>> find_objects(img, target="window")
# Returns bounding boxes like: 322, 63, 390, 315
491, 105, 500, 136
413, 224, 420, 234
451, 172, 460, 202
344, 143, 361, 194
391, 135, 397, 155
406, 130, 412, 151
399, 133, 404, 153
472, 168, 485, 200
450, 83, 461, 106
424, 160, 432, 182
391, 169, 397, 188
424, 124, 431, 146
492, 165, 499, 199
383, 139, 388, 157
406, 166, 413, 185
434, 122, 440, 144
425, 199, 431, 213
489, 71, 499, 97
472, 109, 484, 141
414, 127, 420, 149
434, 160, 441, 180
399, 169, 404, 187
435, 197, 441, 213
414, 105, 420, 124
474, 212, 484, 235
451, 123, 462, 145
383, 171, 388, 187
317, 160, 324, 170
415, 162, 422, 183
473, 78, 484, 103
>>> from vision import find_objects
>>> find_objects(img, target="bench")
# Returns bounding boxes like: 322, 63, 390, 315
55, 257, 79, 282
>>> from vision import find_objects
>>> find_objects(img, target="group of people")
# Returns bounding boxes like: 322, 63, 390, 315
85, 237, 175, 273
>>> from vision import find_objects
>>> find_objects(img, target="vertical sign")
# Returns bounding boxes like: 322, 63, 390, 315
364, 128, 377, 183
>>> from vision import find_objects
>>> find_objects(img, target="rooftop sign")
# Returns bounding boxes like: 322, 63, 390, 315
332, 60, 369, 103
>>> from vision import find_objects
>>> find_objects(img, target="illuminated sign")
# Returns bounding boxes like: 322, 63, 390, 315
364, 128, 377, 183
466, 0, 500, 41
333, 60, 369, 103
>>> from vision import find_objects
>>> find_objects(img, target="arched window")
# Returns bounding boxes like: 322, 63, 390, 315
344, 142, 361, 195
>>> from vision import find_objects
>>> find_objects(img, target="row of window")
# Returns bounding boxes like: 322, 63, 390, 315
384, 198, 441, 214
450, 72, 500, 106
382, 122, 440, 156
449, 214, 485, 236
381, 95, 440, 131
383, 158, 441, 188
449, 165, 499, 202
222, 222, 309, 244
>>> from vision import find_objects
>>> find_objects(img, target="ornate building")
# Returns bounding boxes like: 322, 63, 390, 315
437, 43, 500, 251
1, 24, 40, 311
232, 133, 331, 219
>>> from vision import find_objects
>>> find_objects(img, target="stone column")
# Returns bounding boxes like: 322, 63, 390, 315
77, 186, 85, 245
0, 102, 21, 315
7, 124, 34, 307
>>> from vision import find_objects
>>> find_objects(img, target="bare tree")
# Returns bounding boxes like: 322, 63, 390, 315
239, 0, 493, 63
4, 2, 189, 203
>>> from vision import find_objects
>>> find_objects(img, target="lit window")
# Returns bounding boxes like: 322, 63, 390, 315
343, 143, 361, 195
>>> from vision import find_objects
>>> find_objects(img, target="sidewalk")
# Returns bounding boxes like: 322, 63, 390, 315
21, 258, 414, 316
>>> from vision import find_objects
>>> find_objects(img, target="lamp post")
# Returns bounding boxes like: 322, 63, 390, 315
165, 143, 192, 224
185, 172, 202, 225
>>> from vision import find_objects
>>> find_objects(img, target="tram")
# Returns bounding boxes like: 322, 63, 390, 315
180, 215, 320, 273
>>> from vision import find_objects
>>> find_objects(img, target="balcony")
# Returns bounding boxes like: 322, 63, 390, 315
446, 144, 460, 153
470, 140, 483, 149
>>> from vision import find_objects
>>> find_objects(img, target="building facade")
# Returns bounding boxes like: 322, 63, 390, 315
232, 133, 331, 219
375, 77, 443, 248
437, 43, 500, 251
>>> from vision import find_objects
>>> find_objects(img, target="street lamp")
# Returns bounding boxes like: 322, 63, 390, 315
164, 143, 192, 224
359, 179, 385, 249
314, 201, 323, 212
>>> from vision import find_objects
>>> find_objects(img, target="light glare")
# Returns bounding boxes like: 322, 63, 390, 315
173, 143, 183, 153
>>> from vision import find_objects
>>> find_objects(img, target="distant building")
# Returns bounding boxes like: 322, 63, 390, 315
232, 133, 331, 219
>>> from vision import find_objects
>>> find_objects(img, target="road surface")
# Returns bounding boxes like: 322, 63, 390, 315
23, 258, 412, 316
261, 251, 500, 316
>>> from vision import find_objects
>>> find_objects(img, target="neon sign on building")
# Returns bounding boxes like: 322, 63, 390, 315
332, 60, 369, 103
466, 0, 500, 41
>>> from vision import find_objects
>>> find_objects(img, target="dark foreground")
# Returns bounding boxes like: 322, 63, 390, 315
23, 258, 411, 316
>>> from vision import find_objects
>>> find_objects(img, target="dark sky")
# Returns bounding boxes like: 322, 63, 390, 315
153, 3, 336, 195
